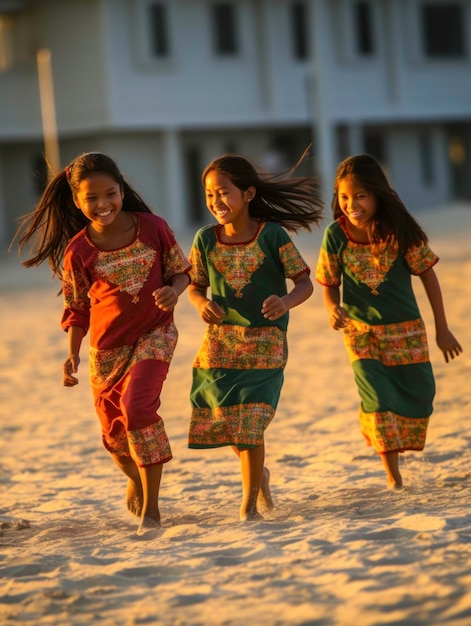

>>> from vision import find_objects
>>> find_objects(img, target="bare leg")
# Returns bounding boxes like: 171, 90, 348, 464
232, 445, 273, 514
380, 451, 403, 489
111, 453, 143, 517
137, 463, 163, 535
232, 444, 266, 521
258, 467, 274, 512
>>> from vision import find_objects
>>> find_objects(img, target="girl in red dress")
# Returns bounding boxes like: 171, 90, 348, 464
14, 152, 191, 534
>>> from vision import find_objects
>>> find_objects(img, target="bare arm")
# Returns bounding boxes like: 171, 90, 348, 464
63, 325, 86, 387
419, 267, 462, 363
188, 284, 225, 324
261, 271, 313, 321
322, 285, 348, 330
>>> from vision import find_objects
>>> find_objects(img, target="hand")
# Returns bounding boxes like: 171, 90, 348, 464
436, 329, 463, 363
199, 299, 225, 325
261, 295, 287, 321
329, 305, 348, 330
63, 354, 80, 387
153, 286, 178, 311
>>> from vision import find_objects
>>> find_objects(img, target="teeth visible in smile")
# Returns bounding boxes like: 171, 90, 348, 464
97, 210, 112, 217
350, 211, 362, 218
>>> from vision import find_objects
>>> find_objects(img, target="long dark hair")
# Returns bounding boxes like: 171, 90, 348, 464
201, 147, 324, 232
12, 152, 153, 279
332, 154, 428, 252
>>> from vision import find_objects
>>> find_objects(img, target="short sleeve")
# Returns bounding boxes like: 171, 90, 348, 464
404, 243, 438, 275
278, 240, 310, 279
159, 220, 191, 282
61, 246, 91, 333
315, 222, 344, 287
189, 228, 210, 288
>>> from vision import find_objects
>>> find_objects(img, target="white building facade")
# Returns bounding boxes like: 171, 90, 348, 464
0, 0, 470, 246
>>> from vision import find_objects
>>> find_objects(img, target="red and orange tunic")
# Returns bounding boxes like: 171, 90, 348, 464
61, 213, 191, 466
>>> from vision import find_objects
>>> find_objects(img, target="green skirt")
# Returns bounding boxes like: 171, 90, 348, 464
345, 317, 435, 453
189, 323, 287, 449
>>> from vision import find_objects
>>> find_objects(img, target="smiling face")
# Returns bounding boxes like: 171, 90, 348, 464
337, 174, 377, 235
73, 172, 124, 228
204, 170, 254, 230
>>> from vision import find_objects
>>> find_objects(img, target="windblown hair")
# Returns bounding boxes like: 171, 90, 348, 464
332, 154, 428, 253
201, 147, 324, 233
12, 152, 153, 280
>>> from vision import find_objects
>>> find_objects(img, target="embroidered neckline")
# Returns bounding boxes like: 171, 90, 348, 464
215, 221, 265, 246
85, 212, 140, 252
338, 216, 370, 245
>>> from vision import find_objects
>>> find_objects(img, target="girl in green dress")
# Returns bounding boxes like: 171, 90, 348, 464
316, 154, 462, 489
188, 151, 323, 520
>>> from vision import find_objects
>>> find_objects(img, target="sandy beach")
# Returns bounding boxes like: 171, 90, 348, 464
1, 203, 471, 626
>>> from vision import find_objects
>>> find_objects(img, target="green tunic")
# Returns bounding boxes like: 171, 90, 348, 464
189, 221, 309, 449
316, 217, 437, 453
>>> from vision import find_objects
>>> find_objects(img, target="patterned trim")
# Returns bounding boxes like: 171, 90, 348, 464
344, 318, 429, 366
128, 421, 172, 466
404, 244, 439, 275
62, 267, 91, 311
193, 324, 287, 370
189, 246, 209, 288
103, 420, 172, 466
189, 402, 274, 448
279, 241, 310, 279
360, 407, 429, 453
163, 242, 192, 282
209, 239, 266, 298
90, 323, 178, 389
343, 242, 398, 295
95, 240, 157, 304
315, 248, 341, 287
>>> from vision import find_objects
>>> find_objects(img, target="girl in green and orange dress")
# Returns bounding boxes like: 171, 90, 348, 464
316, 154, 462, 489
188, 151, 323, 521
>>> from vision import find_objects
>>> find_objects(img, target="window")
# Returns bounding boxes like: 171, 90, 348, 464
422, 4, 465, 58
184, 147, 205, 223
149, 2, 170, 58
336, 126, 351, 161
290, 2, 309, 60
211, 3, 238, 55
354, 1, 375, 55
364, 130, 386, 163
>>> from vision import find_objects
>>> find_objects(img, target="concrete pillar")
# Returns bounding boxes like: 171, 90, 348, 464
309, 0, 336, 202
163, 129, 185, 231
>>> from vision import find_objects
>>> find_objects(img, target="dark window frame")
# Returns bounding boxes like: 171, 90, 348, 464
149, 2, 170, 58
290, 1, 310, 60
211, 2, 238, 56
354, 1, 375, 56
421, 3, 465, 59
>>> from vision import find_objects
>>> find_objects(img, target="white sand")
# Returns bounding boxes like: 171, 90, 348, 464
1, 204, 471, 626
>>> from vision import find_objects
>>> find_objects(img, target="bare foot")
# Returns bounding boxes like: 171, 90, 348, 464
240, 509, 264, 522
257, 467, 274, 512
137, 514, 162, 536
388, 480, 403, 491
126, 478, 143, 517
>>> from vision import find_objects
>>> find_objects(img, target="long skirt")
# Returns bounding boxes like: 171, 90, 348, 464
91, 323, 178, 466
189, 323, 287, 449
344, 318, 435, 454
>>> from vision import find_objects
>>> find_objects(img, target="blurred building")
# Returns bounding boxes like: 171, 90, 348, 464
1, 0, 470, 246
